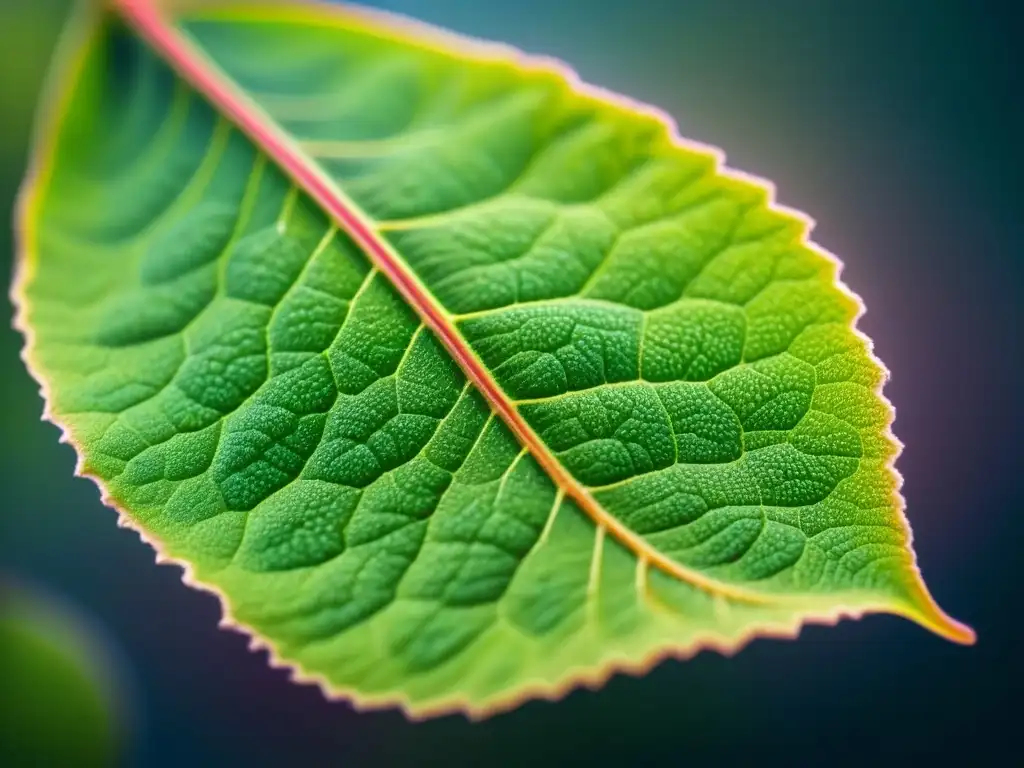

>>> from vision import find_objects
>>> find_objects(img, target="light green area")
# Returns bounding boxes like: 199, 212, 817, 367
18, 6, 963, 715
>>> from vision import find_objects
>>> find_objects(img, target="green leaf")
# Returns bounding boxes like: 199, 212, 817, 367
13, 0, 973, 718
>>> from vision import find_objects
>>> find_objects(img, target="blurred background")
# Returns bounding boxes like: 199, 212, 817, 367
1, 0, 1020, 765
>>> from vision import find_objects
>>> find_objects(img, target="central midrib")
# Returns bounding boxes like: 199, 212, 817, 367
114, 0, 778, 606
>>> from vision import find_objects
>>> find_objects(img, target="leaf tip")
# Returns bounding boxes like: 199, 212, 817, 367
913, 604, 976, 646
895, 577, 975, 646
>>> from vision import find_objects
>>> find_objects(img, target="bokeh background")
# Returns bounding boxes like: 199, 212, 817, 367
1, 0, 1020, 765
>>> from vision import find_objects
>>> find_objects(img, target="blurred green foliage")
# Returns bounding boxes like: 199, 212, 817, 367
0, 584, 123, 767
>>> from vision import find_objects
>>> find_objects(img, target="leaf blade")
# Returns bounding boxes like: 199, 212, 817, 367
14, 0, 973, 719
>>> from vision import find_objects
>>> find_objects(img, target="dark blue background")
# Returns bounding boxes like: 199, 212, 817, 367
1, 1, 1020, 764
